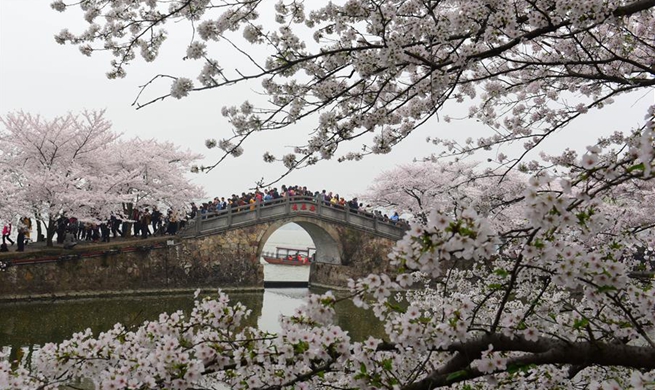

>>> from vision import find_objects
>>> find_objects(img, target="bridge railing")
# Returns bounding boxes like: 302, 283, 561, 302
190, 196, 407, 239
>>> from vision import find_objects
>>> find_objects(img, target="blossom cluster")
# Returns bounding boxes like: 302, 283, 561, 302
48, 0, 655, 177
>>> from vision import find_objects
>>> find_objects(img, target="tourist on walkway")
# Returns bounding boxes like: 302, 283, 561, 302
90, 224, 100, 242
81, 223, 89, 241
63, 233, 77, 249
68, 217, 80, 240
141, 208, 152, 239
166, 209, 179, 235
132, 207, 141, 237
20, 217, 31, 244
151, 207, 162, 235
16, 225, 26, 252
100, 222, 110, 242
2, 223, 14, 246
110, 214, 123, 238
56, 215, 68, 244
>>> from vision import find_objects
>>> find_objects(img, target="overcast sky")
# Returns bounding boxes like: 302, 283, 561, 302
1, 0, 653, 202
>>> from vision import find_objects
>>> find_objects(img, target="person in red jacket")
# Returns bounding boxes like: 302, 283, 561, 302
2, 223, 14, 246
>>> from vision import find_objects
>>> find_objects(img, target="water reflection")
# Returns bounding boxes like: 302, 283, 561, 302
0, 288, 384, 361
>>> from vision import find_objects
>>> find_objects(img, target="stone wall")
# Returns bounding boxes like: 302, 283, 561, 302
310, 225, 398, 289
0, 236, 263, 301
0, 217, 400, 300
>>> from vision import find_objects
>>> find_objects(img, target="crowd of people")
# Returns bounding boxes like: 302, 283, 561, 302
1, 207, 189, 252
52, 206, 189, 248
0, 185, 405, 253
192, 185, 404, 224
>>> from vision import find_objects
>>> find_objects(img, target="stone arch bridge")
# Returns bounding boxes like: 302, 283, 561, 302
181, 196, 407, 289
0, 197, 408, 300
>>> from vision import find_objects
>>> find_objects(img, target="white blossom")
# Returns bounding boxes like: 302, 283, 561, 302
205, 138, 217, 149
50, 0, 66, 12
170, 77, 194, 99
186, 41, 206, 59
263, 151, 276, 163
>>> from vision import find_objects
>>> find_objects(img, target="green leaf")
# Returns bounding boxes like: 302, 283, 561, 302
385, 301, 405, 313
446, 370, 469, 382
597, 285, 617, 293
494, 268, 509, 277
573, 318, 589, 330
507, 363, 537, 374
627, 162, 645, 172
609, 242, 622, 250
293, 341, 309, 354
507, 364, 522, 374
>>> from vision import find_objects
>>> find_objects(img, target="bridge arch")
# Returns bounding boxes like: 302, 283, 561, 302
184, 197, 407, 288
256, 217, 343, 265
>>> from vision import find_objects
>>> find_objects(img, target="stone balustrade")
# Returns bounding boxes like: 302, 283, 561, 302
188, 196, 407, 241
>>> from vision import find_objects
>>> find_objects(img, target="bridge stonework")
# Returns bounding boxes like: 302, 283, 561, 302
309, 225, 398, 289
0, 198, 405, 300
188, 214, 400, 289
189, 197, 406, 289
0, 236, 263, 301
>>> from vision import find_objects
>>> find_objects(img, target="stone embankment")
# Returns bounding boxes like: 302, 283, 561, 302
0, 213, 402, 301
0, 235, 263, 302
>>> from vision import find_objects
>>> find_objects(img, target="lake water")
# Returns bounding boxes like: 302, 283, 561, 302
0, 224, 384, 362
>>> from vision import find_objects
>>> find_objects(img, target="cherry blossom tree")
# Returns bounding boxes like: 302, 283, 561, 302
1, 1, 653, 389
0, 111, 204, 245
95, 137, 205, 224
0, 110, 119, 246
360, 161, 528, 227
50, 0, 655, 177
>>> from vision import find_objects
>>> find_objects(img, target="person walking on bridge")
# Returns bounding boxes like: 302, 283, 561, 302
151, 207, 162, 235
20, 217, 31, 244
2, 223, 14, 246
16, 221, 27, 252
141, 208, 152, 239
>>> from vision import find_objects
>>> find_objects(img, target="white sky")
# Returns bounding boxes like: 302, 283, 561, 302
1, 0, 653, 202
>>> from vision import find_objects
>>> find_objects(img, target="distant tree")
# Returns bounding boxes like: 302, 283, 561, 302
0, 110, 204, 245
360, 161, 527, 226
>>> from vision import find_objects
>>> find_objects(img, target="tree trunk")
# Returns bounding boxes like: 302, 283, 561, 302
122, 203, 134, 238
46, 219, 56, 247
122, 221, 133, 238
36, 220, 45, 242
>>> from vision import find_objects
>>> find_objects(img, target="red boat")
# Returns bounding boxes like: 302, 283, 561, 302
262, 246, 315, 266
